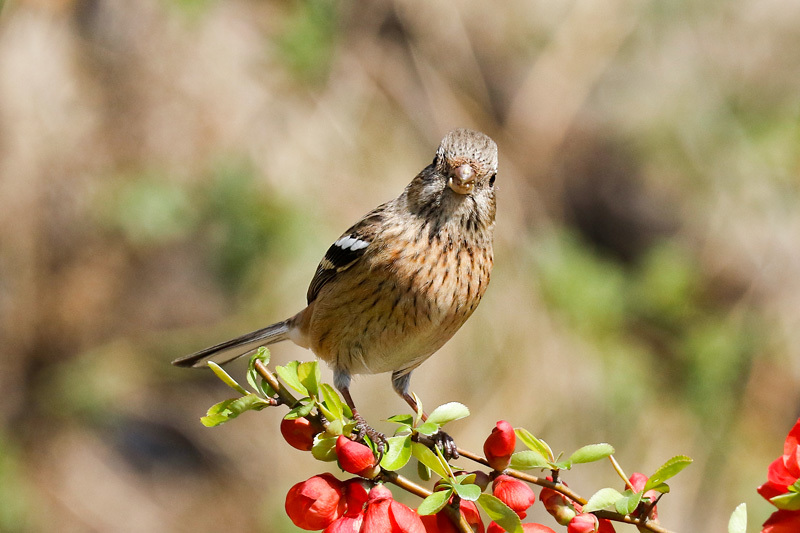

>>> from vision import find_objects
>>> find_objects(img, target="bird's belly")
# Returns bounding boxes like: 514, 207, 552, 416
308, 240, 492, 376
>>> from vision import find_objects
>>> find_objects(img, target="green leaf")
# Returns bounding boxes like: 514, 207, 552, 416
789, 479, 800, 493
477, 494, 523, 533
387, 414, 414, 427
320, 384, 344, 421
285, 401, 315, 419
311, 435, 338, 461
208, 362, 248, 395
417, 489, 452, 516
771, 491, 800, 511
412, 392, 424, 424
455, 472, 477, 485
644, 455, 693, 491
647, 483, 670, 495
452, 482, 482, 502
200, 394, 269, 426
417, 459, 431, 481
275, 361, 309, 395
411, 442, 449, 479
569, 443, 615, 464
583, 487, 625, 513
381, 435, 412, 471
416, 422, 440, 436
224, 393, 271, 415
728, 503, 747, 533
200, 399, 237, 427
246, 348, 270, 393
552, 460, 572, 471
427, 402, 470, 426
515, 428, 554, 462
297, 361, 320, 397
509, 450, 550, 470
614, 489, 642, 515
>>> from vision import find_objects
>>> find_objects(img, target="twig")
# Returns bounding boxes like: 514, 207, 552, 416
253, 359, 298, 407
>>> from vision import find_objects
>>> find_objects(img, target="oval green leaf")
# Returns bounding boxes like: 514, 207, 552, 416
311, 435, 338, 461
569, 443, 615, 464
275, 361, 308, 396
771, 492, 800, 511
411, 442, 449, 479
644, 455, 693, 491
614, 489, 642, 515
477, 494, 523, 533
427, 402, 470, 426
381, 435, 413, 471
208, 362, 248, 395
417, 489, 452, 516
416, 421, 440, 436
728, 503, 747, 533
515, 428, 554, 462
582, 487, 625, 513
297, 361, 320, 397
509, 450, 550, 470
452, 482, 481, 502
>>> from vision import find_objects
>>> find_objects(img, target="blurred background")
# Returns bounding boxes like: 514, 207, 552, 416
1, 0, 799, 531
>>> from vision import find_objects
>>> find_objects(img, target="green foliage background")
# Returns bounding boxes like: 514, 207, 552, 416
0, 0, 798, 531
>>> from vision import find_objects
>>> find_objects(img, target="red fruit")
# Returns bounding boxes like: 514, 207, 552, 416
483, 421, 516, 471
492, 475, 536, 519
280, 417, 320, 451
626, 472, 659, 521
324, 515, 364, 533
567, 514, 615, 533
762, 509, 800, 533
420, 499, 484, 533
362, 485, 425, 533
285, 473, 346, 530
488, 523, 557, 533
759, 418, 800, 501
540, 486, 578, 525
336, 435, 377, 477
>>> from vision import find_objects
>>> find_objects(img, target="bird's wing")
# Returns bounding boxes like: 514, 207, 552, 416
306, 206, 386, 304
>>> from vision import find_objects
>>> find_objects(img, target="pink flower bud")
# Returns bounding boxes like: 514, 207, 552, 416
280, 417, 321, 451
626, 473, 659, 521
336, 435, 377, 477
483, 421, 516, 471
540, 486, 578, 525
567, 514, 616, 533
491, 475, 536, 519
285, 473, 346, 530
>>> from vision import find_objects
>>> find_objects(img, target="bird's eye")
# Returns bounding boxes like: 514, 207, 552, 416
489, 173, 496, 187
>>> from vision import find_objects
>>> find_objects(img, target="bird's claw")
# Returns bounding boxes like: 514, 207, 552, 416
432, 430, 459, 460
353, 413, 388, 457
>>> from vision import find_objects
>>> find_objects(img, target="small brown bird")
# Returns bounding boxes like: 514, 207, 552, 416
173, 129, 498, 449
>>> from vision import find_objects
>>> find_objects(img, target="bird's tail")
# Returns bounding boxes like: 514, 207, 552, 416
171, 319, 291, 368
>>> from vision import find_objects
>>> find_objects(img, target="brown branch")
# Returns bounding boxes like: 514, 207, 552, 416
253, 359, 298, 407
249, 359, 676, 533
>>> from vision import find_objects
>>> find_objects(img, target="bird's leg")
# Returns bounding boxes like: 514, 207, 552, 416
392, 371, 459, 459
335, 371, 387, 455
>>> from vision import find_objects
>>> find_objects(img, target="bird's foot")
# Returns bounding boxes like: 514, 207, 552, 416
353, 412, 388, 457
414, 430, 459, 460
432, 430, 459, 460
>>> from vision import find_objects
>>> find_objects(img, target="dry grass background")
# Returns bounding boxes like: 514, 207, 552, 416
1, 0, 799, 531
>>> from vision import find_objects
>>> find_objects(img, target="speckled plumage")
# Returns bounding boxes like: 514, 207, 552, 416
174, 128, 498, 426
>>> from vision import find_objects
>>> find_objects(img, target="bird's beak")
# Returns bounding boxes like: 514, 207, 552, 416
448, 164, 475, 195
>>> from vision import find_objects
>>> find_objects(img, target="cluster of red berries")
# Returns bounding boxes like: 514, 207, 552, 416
281, 417, 646, 532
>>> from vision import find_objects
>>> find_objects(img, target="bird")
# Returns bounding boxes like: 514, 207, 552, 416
173, 128, 498, 452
